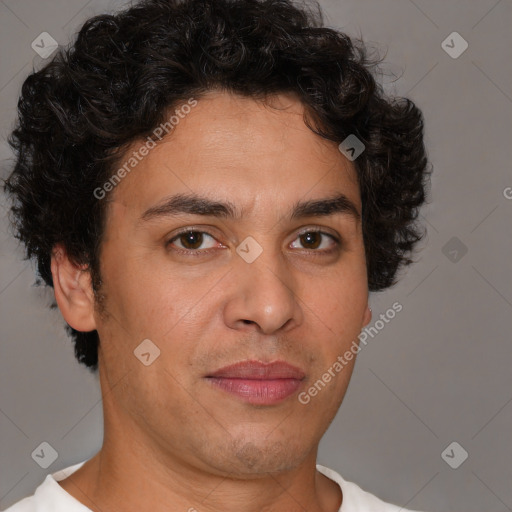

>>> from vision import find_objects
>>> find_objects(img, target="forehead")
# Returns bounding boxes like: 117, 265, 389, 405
106, 91, 360, 218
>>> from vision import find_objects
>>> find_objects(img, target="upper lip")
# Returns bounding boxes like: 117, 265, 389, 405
206, 360, 306, 380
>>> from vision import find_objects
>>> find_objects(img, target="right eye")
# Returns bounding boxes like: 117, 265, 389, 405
166, 229, 223, 255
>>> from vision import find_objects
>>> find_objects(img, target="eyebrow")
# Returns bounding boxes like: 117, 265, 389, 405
140, 191, 361, 224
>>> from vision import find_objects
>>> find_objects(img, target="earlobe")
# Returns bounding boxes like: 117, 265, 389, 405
51, 244, 97, 332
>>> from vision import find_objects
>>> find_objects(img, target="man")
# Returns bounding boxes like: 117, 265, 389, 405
3, 0, 430, 510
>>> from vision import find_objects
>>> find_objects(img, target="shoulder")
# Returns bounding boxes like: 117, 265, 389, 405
2, 495, 37, 512
2, 461, 90, 512
2, 481, 46, 512
316, 464, 426, 512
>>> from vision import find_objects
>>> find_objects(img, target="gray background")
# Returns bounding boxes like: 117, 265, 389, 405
1, 0, 511, 510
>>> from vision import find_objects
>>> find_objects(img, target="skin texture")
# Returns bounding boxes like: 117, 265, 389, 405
51, 91, 372, 512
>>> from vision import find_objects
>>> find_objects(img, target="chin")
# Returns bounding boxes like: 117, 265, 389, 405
207, 436, 311, 477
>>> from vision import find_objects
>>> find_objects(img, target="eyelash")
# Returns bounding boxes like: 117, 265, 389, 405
166, 228, 341, 256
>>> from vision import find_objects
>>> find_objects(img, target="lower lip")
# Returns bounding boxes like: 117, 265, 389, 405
206, 377, 303, 405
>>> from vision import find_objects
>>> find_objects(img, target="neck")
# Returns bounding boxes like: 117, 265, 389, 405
57, 437, 341, 512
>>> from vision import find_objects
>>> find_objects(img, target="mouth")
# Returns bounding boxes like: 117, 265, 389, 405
205, 360, 306, 406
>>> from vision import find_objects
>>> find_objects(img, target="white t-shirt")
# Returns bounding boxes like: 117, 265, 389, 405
3, 460, 424, 512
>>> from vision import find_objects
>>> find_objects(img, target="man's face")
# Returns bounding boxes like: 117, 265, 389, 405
93, 91, 371, 477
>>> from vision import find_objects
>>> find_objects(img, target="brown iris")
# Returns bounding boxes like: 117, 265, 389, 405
299, 231, 322, 250
179, 231, 205, 250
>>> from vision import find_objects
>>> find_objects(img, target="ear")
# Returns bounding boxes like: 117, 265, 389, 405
362, 304, 372, 327
51, 243, 97, 332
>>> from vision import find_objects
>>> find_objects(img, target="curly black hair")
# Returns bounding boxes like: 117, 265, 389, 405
3, 0, 430, 372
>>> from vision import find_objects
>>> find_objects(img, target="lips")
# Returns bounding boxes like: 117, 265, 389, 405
206, 360, 306, 380
205, 360, 306, 405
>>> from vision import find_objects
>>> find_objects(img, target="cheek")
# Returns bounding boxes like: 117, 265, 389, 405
302, 273, 367, 394
297, 356, 356, 427
99, 251, 178, 327
311, 270, 367, 333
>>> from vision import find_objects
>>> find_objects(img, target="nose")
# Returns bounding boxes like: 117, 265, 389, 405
223, 246, 304, 335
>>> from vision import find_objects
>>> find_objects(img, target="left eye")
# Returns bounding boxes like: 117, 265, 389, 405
167, 229, 339, 254
290, 230, 339, 251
